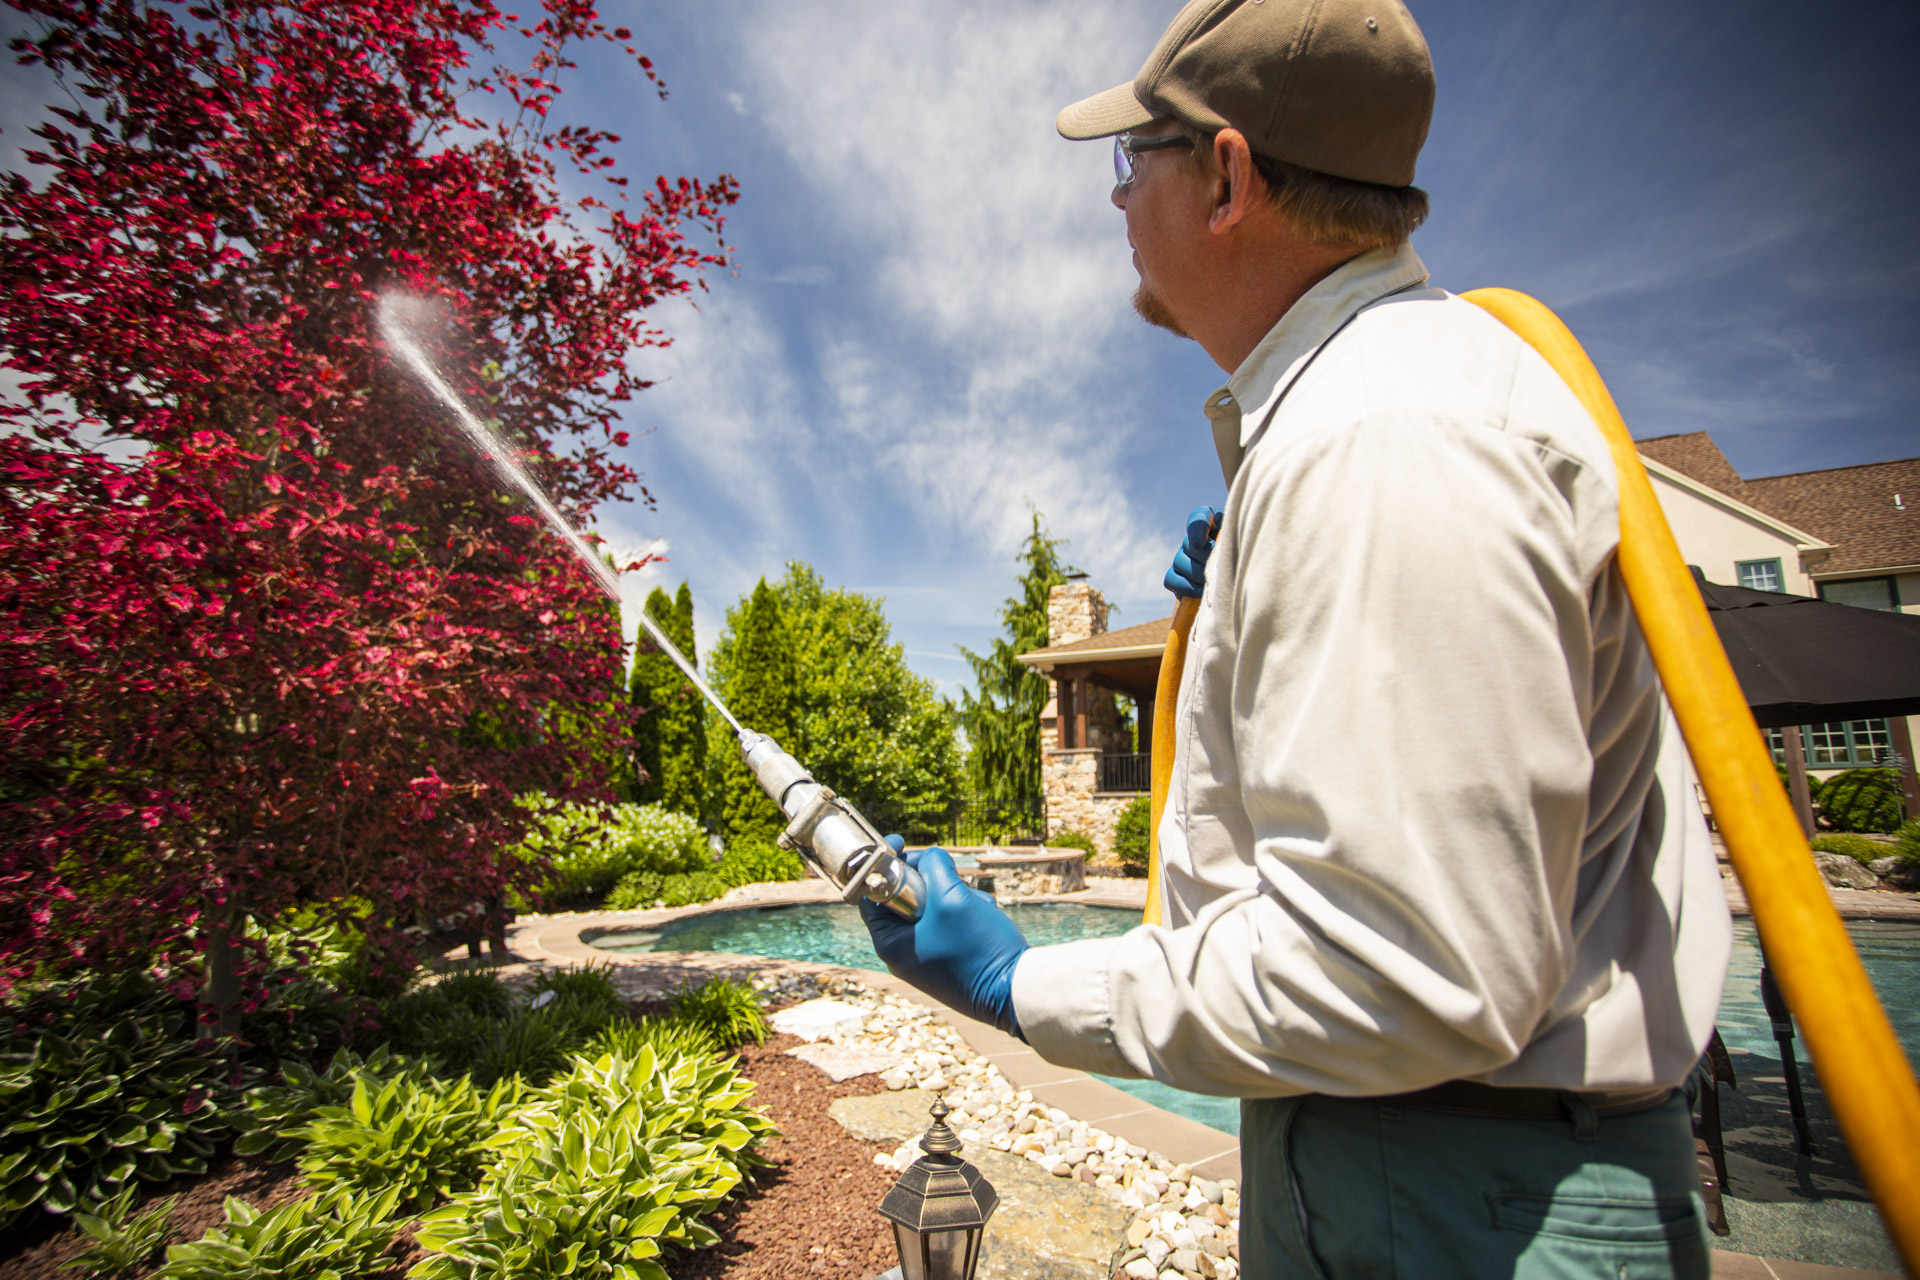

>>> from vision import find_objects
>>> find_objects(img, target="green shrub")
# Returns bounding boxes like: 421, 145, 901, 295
156, 1187, 401, 1280
61, 1184, 178, 1276
1816, 767, 1905, 834
516, 799, 712, 909
588, 1017, 719, 1064
716, 838, 807, 888
1045, 830, 1096, 854
1111, 797, 1150, 877
1896, 819, 1920, 865
1810, 833, 1886, 864
368, 966, 629, 1087
296, 1071, 522, 1212
370, 970, 514, 1067
604, 839, 806, 911
669, 978, 767, 1049
235, 1045, 424, 1164
1, 1014, 234, 1229
410, 1047, 773, 1280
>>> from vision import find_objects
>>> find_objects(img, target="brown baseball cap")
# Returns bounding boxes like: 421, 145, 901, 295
1057, 0, 1434, 188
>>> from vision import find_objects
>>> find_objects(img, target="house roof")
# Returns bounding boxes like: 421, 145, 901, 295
1017, 615, 1173, 666
1637, 432, 1920, 577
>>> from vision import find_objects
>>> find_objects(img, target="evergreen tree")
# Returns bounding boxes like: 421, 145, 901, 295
628, 582, 708, 815
710, 579, 798, 842
628, 587, 676, 807
957, 512, 1075, 803
657, 583, 708, 816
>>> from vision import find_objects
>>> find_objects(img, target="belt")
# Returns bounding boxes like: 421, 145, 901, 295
1368, 1080, 1675, 1121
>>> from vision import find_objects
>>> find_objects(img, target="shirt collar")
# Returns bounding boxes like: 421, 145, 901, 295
1205, 241, 1430, 483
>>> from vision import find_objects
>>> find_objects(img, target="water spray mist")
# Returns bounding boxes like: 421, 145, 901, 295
378, 294, 923, 918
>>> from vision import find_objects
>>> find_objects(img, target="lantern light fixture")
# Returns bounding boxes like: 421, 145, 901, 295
874, 1096, 999, 1280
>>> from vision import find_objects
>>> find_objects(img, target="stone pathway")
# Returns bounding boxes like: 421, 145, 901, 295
482, 881, 1906, 1279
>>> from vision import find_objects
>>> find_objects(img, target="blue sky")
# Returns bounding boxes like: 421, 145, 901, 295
7, 0, 1917, 704
568, 0, 1920, 696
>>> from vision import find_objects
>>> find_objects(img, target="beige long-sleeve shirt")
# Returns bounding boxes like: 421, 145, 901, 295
1011, 244, 1731, 1097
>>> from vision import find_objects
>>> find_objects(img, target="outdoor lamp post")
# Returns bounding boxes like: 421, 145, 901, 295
876, 1097, 999, 1280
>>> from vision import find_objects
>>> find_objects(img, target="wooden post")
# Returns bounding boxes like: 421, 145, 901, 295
1057, 677, 1075, 749
1138, 694, 1154, 762
1892, 717, 1920, 822
1073, 674, 1089, 754
1782, 725, 1815, 838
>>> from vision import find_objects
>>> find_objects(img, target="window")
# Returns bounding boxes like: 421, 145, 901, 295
1736, 558, 1785, 592
1765, 720, 1895, 768
1818, 576, 1901, 612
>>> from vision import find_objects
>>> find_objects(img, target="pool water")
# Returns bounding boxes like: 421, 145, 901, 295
593, 904, 1920, 1139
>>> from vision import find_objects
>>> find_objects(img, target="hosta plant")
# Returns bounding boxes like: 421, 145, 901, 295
587, 1016, 719, 1064
60, 1184, 178, 1276
409, 1046, 773, 1279
156, 1187, 401, 1280
235, 1045, 423, 1164
0, 1017, 234, 1228
297, 1070, 522, 1212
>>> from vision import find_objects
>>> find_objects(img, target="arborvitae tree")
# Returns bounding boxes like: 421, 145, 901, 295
710, 579, 798, 842
957, 512, 1075, 803
656, 583, 707, 816
628, 587, 679, 807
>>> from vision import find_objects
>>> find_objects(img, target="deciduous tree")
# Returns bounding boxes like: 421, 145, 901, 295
0, 0, 736, 1015
707, 564, 959, 843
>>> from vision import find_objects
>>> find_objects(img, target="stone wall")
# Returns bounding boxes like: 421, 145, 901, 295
976, 849, 1086, 899
1042, 747, 1141, 856
1040, 582, 1140, 855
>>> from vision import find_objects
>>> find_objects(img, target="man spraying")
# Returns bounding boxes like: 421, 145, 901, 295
862, 1, 1733, 1276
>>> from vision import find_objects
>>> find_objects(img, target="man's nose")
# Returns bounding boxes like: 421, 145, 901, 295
1110, 182, 1127, 210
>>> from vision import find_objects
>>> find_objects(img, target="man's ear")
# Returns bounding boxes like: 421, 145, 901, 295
1209, 128, 1262, 235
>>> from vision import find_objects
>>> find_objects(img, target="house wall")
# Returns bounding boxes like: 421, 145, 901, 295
1646, 469, 1818, 593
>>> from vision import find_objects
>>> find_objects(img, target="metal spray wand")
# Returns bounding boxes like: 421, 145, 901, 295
378, 294, 923, 920
631, 608, 926, 920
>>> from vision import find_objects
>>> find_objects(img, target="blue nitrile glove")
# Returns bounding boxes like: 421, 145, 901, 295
1163, 505, 1223, 599
860, 837, 1030, 1039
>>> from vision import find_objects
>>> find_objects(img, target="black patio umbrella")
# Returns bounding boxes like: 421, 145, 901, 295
1692, 569, 1920, 1155
1694, 571, 1920, 730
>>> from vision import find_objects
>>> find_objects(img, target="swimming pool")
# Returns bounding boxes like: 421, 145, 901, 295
592, 904, 1920, 1138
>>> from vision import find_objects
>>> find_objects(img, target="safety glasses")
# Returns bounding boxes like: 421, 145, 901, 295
1113, 132, 1195, 188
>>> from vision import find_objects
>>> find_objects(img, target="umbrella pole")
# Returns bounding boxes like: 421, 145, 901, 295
1781, 726, 1816, 839
1463, 287, 1920, 1275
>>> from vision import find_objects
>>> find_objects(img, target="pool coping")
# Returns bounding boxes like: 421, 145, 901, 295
503, 880, 1908, 1280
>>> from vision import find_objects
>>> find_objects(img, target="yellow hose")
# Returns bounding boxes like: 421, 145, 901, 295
1463, 287, 1918, 1270
1144, 596, 1199, 928
1141, 287, 1919, 1270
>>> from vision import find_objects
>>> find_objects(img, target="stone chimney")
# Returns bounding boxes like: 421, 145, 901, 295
1047, 582, 1108, 648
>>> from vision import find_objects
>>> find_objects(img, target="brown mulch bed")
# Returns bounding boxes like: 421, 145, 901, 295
670, 1031, 900, 1279
1, 1027, 905, 1280
0, 1153, 313, 1280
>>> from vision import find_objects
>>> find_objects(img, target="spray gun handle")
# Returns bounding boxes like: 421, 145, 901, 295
738, 732, 925, 919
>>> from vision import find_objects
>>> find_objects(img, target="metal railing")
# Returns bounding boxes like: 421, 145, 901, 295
1098, 753, 1151, 794
860, 797, 1046, 849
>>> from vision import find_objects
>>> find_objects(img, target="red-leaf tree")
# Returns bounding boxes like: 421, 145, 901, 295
0, 0, 735, 1019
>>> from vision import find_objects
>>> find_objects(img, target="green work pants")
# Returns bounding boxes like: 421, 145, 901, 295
1239, 1091, 1710, 1280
